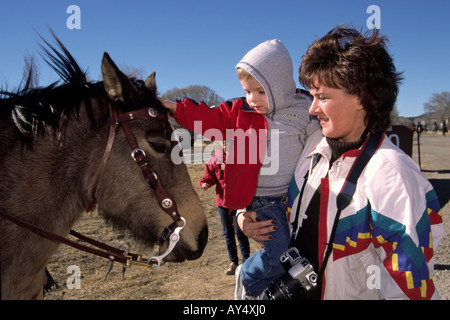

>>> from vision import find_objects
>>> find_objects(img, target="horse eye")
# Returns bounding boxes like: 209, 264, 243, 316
148, 141, 167, 153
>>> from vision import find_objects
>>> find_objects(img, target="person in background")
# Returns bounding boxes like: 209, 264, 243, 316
199, 144, 250, 275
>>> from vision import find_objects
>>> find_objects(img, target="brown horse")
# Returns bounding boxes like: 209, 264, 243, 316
0, 37, 208, 299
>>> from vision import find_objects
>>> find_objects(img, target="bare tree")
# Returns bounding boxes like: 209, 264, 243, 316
390, 104, 399, 124
162, 85, 223, 106
162, 85, 224, 147
424, 91, 450, 121
119, 64, 147, 80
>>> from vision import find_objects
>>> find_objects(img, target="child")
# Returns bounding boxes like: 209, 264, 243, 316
161, 39, 319, 298
199, 144, 250, 275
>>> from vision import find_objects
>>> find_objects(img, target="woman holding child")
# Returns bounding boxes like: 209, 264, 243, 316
161, 38, 319, 299
237, 26, 444, 300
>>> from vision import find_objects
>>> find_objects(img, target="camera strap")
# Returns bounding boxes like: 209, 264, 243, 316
289, 153, 322, 245
318, 132, 383, 282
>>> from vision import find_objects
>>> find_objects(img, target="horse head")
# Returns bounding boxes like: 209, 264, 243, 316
0, 37, 208, 299
92, 53, 208, 262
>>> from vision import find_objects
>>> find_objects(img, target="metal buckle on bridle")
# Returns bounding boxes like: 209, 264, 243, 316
148, 107, 158, 118
144, 217, 186, 270
131, 148, 146, 162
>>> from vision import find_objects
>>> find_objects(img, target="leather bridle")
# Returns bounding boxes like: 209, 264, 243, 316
0, 103, 186, 271
90, 104, 184, 239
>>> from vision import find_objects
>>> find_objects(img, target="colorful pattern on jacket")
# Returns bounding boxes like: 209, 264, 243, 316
331, 189, 443, 299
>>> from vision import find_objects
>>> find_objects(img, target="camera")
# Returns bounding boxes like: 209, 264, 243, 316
265, 247, 318, 300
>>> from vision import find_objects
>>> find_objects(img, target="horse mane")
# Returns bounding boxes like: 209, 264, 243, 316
0, 32, 163, 149
0, 34, 106, 146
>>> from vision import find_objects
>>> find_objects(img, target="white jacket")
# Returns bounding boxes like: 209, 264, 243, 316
288, 131, 444, 299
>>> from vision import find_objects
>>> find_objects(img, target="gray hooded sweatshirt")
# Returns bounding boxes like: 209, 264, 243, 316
236, 39, 319, 196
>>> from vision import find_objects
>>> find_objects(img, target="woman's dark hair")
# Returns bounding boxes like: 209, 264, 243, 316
299, 26, 403, 133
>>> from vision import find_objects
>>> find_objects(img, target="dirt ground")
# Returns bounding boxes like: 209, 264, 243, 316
45, 133, 449, 300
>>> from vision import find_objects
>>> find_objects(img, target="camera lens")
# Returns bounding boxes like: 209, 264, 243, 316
265, 274, 305, 300
309, 274, 318, 284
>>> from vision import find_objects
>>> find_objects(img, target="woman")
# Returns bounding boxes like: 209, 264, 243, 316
237, 26, 444, 300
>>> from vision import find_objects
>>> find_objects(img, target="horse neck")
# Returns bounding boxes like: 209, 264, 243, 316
53, 97, 110, 203
12, 98, 109, 230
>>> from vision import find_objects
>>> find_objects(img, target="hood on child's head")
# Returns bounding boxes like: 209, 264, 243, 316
236, 39, 297, 115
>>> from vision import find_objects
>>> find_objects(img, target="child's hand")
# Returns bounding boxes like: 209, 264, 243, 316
158, 98, 177, 114
200, 183, 210, 190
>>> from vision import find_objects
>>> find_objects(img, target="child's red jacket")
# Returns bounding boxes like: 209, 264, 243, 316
173, 98, 267, 209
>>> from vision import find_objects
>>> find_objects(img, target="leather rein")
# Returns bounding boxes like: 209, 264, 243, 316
0, 104, 185, 271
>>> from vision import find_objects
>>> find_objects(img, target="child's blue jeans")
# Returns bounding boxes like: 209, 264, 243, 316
240, 195, 290, 297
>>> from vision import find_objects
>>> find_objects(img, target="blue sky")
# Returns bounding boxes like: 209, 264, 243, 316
0, 0, 449, 117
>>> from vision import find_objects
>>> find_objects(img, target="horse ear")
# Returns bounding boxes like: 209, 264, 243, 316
101, 52, 138, 103
144, 71, 157, 94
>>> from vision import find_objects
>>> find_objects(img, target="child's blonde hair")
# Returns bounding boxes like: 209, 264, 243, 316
237, 68, 254, 81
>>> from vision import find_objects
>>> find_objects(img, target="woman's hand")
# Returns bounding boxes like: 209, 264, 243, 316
236, 210, 277, 249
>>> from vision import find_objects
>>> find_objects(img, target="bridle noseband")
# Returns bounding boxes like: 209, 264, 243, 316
0, 102, 187, 271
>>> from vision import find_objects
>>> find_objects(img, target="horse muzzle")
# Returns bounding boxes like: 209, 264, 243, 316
159, 222, 208, 263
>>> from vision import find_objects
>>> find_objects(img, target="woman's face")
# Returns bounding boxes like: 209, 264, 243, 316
309, 83, 367, 142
